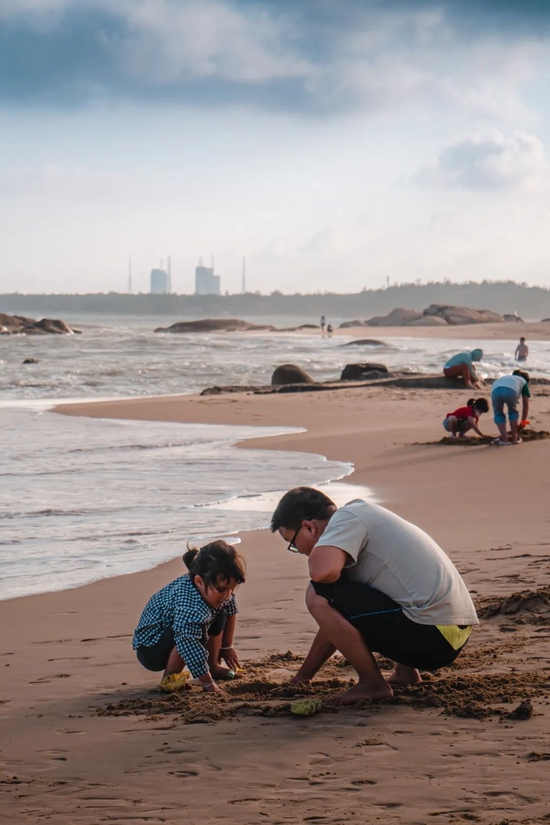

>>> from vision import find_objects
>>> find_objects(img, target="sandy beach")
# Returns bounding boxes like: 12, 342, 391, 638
3, 383, 550, 824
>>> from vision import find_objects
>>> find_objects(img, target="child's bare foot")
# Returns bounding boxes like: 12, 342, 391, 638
386, 665, 422, 686
327, 681, 393, 706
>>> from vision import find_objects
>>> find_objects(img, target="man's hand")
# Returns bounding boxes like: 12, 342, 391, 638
290, 672, 312, 686
219, 646, 241, 671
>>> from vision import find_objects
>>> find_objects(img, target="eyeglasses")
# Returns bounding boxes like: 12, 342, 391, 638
287, 524, 301, 553
286, 519, 313, 553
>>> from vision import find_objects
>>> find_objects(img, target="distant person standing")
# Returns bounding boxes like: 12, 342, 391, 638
326, 324, 333, 338
515, 337, 529, 362
443, 349, 483, 390
320, 316, 326, 337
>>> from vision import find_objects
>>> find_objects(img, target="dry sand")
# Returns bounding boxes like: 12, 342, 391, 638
3, 384, 550, 824
335, 321, 550, 341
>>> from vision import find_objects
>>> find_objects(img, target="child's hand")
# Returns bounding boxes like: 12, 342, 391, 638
204, 681, 227, 697
220, 646, 241, 671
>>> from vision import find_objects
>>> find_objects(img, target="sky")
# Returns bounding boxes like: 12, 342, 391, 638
1, 0, 550, 295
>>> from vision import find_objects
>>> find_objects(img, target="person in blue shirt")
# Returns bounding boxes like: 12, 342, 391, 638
443, 349, 484, 389
491, 370, 531, 446
133, 540, 246, 694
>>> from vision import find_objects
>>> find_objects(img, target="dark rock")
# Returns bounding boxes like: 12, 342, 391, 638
423, 304, 504, 325
339, 320, 369, 329
155, 318, 276, 333
407, 315, 448, 327
0, 313, 77, 335
34, 318, 74, 334
22, 358, 39, 364
507, 699, 533, 720
341, 363, 389, 381
503, 314, 524, 323
340, 339, 387, 347
366, 308, 422, 327
200, 385, 270, 396
271, 364, 315, 386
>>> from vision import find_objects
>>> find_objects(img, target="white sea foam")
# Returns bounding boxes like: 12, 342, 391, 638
2, 314, 549, 402
0, 407, 368, 600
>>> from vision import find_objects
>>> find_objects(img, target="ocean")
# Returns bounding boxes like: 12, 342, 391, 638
2, 314, 548, 600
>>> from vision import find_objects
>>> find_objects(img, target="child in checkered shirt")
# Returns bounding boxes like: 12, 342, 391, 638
133, 540, 245, 694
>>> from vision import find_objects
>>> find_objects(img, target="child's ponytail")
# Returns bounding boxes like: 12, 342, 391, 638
473, 398, 489, 413
183, 540, 246, 586
466, 398, 475, 407
182, 546, 200, 569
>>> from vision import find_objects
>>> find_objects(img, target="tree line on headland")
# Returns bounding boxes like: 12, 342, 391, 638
2, 280, 550, 319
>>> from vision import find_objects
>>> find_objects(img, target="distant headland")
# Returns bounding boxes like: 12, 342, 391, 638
2, 280, 550, 319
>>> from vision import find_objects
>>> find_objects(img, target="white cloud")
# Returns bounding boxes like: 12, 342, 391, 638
415, 131, 548, 190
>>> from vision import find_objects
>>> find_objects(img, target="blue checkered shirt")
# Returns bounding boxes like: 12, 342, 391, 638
132, 574, 238, 678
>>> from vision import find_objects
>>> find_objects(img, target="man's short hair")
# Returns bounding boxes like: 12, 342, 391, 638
270, 487, 335, 532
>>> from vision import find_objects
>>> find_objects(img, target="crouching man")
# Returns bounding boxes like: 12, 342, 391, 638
271, 488, 478, 705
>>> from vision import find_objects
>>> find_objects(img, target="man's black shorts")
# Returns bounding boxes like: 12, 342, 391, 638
311, 578, 466, 671
136, 610, 227, 672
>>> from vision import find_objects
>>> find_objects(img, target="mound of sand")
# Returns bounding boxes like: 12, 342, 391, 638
95, 649, 549, 725
432, 429, 550, 446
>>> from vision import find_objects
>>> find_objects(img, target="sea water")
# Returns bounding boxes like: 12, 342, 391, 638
0, 406, 365, 600
1, 314, 549, 401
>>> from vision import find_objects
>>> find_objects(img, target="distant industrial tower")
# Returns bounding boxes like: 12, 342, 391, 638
241, 257, 246, 294
195, 258, 221, 295
150, 268, 170, 294
127, 257, 133, 294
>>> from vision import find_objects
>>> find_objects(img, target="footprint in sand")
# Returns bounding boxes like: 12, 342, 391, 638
29, 673, 71, 684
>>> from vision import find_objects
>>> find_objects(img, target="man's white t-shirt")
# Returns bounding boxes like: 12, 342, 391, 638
314, 499, 478, 627
492, 375, 526, 396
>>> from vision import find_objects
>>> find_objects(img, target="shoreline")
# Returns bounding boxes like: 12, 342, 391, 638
3, 385, 550, 823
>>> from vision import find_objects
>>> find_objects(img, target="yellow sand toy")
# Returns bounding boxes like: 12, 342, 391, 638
290, 698, 323, 716
160, 671, 190, 693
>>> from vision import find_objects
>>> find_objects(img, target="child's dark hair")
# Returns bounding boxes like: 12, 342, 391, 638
270, 486, 335, 532
467, 397, 489, 413
513, 369, 530, 382
182, 540, 246, 587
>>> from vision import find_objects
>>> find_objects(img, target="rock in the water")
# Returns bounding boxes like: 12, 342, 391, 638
22, 357, 39, 364
0, 313, 78, 335
155, 318, 275, 333
407, 315, 448, 327
339, 320, 369, 329
341, 339, 387, 347
271, 364, 314, 386
341, 363, 389, 381
366, 308, 422, 327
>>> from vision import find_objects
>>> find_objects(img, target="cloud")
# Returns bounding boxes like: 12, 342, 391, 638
415, 131, 548, 190
0, 0, 548, 116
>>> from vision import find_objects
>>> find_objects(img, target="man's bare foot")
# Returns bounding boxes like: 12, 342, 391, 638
386, 665, 422, 686
327, 681, 393, 706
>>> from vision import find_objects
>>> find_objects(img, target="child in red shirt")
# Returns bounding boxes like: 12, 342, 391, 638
443, 398, 489, 438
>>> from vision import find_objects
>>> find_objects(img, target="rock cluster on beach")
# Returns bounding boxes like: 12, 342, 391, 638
0, 313, 79, 335
339, 304, 510, 329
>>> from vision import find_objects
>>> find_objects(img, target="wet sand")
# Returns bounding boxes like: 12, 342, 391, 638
2, 385, 550, 824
